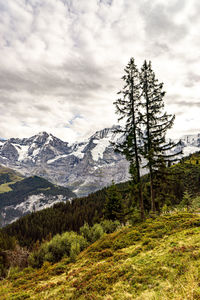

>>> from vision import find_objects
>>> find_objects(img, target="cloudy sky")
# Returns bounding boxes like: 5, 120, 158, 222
0, 0, 200, 142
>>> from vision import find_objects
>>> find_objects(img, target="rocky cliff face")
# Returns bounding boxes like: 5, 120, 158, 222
0, 127, 199, 197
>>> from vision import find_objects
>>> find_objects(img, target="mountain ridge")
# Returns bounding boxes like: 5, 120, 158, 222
0, 126, 200, 196
0, 126, 129, 196
0, 166, 76, 226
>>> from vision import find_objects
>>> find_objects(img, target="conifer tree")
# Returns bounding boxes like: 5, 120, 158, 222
140, 60, 180, 212
113, 58, 144, 219
104, 181, 123, 221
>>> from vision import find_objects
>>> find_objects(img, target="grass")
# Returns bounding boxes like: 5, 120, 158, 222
0, 182, 13, 193
0, 165, 23, 193
1, 212, 200, 299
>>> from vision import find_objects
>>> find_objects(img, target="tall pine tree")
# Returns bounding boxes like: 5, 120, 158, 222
113, 58, 144, 219
140, 60, 180, 212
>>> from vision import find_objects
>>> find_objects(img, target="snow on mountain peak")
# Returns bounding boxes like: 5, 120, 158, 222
91, 136, 111, 161
1, 126, 200, 197
90, 125, 120, 141
181, 134, 200, 146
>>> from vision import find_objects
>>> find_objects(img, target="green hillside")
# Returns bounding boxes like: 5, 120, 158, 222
0, 165, 76, 226
0, 165, 24, 193
2, 186, 109, 247
3, 151, 200, 248
1, 154, 200, 298
1, 212, 200, 299
0, 175, 76, 209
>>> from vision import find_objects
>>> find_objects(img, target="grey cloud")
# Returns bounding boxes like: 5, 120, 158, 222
34, 104, 52, 112
184, 72, 200, 88
166, 94, 200, 108
171, 101, 200, 107
0, 65, 102, 98
140, 1, 188, 43
147, 42, 170, 57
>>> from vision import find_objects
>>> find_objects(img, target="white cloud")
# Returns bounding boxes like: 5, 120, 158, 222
0, 0, 200, 141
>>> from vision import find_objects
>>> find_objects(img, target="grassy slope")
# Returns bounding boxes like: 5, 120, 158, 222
1, 213, 200, 299
0, 165, 23, 193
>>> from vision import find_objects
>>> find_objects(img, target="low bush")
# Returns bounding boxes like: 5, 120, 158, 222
79, 220, 120, 243
28, 231, 87, 268
28, 220, 120, 268
100, 220, 120, 233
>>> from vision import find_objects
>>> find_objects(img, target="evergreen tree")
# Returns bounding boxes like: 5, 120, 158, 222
113, 58, 144, 219
180, 190, 192, 210
104, 181, 123, 221
140, 60, 180, 212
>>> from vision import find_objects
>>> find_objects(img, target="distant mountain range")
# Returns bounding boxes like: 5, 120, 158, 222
0, 165, 75, 226
0, 126, 200, 197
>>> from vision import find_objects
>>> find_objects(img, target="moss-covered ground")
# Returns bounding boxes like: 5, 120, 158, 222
1, 212, 200, 299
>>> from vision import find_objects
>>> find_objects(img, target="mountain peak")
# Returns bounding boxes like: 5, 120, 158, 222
37, 131, 50, 137
91, 125, 121, 140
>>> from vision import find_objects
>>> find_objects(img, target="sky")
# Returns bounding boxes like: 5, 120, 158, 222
0, 0, 200, 142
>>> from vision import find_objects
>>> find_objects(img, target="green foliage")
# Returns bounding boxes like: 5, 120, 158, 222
113, 58, 180, 215
79, 222, 91, 242
2, 213, 200, 299
70, 242, 80, 262
179, 190, 192, 209
4, 151, 200, 254
80, 220, 119, 244
139, 61, 180, 213
29, 231, 87, 268
90, 224, 104, 242
191, 196, 200, 210
129, 208, 142, 225
2, 185, 110, 248
0, 231, 16, 277
104, 181, 123, 221
100, 219, 120, 233
29, 220, 120, 269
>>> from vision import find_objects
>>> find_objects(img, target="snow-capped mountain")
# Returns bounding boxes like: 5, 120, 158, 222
0, 127, 200, 196
0, 127, 129, 196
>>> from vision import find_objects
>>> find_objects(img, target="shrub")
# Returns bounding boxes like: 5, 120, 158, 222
79, 223, 92, 242
80, 220, 120, 243
29, 220, 120, 268
191, 196, 200, 210
70, 242, 80, 262
179, 191, 192, 210
100, 220, 120, 233
80, 223, 104, 243
91, 224, 104, 242
28, 231, 87, 267
129, 209, 142, 225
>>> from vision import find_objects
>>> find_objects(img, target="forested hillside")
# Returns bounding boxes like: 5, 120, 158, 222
3, 151, 200, 249
2, 186, 114, 248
